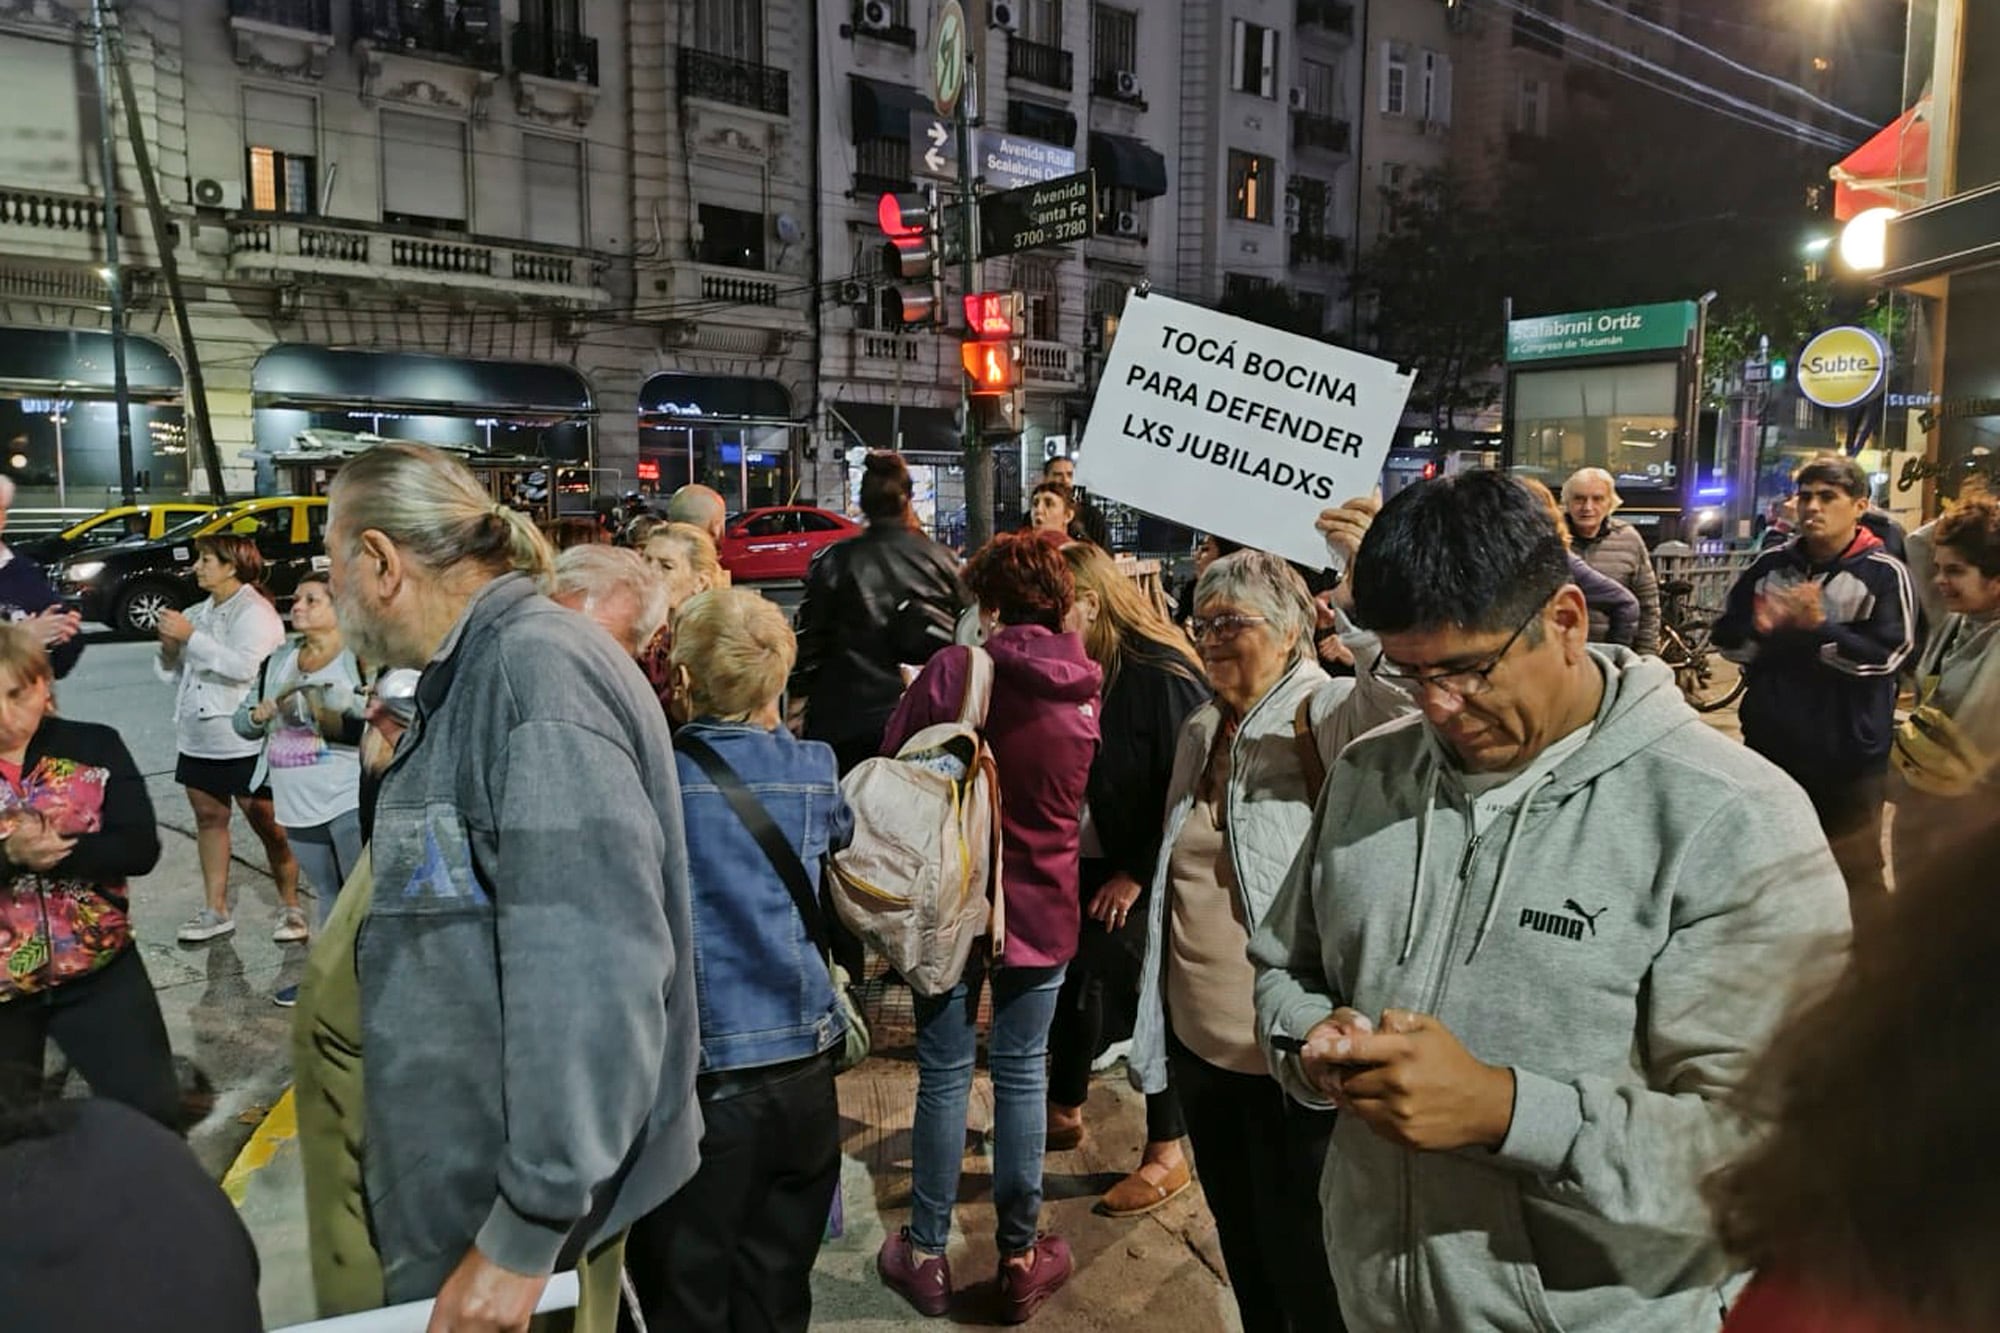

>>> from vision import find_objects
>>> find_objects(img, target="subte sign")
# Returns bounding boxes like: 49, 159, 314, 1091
978, 170, 1097, 260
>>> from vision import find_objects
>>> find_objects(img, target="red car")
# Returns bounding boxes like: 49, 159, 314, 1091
717, 505, 863, 582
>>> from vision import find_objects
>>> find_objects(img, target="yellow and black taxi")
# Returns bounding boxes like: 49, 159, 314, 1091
55, 496, 329, 634
12, 501, 218, 565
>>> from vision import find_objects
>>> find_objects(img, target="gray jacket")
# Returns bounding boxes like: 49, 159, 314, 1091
1251, 649, 1850, 1333
360, 574, 702, 1301
1573, 519, 1661, 654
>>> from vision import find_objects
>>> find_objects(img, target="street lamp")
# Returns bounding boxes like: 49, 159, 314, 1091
1839, 206, 1898, 274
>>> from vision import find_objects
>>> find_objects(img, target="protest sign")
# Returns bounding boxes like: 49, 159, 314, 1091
1075, 292, 1416, 570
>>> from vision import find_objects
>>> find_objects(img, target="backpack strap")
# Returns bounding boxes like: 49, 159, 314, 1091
1293, 693, 1326, 799
675, 732, 830, 958
957, 645, 995, 729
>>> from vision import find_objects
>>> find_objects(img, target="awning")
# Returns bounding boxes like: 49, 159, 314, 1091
831, 401, 959, 455
1089, 133, 1168, 200
251, 345, 592, 416
639, 373, 794, 424
0, 326, 182, 398
850, 76, 932, 143
1831, 98, 1930, 222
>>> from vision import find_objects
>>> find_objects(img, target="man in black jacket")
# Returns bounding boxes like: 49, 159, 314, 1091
0, 478, 81, 677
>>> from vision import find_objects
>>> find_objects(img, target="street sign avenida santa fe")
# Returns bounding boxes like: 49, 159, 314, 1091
979, 171, 1097, 259
931, 0, 966, 117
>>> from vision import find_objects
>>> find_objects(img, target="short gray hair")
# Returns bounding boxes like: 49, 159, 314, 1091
328, 443, 552, 581
1560, 467, 1622, 511
1193, 550, 1317, 666
552, 544, 670, 650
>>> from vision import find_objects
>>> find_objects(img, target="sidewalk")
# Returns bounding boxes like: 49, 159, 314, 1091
235, 977, 1244, 1330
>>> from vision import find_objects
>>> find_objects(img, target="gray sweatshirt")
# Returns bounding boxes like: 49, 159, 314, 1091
1251, 648, 1850, 1333
360, 574, 702, 1301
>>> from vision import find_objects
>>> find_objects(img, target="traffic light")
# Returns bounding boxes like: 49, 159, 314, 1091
1770, 356, 1789, 383
961, 290, 1027, 436
877, 189, 944, 330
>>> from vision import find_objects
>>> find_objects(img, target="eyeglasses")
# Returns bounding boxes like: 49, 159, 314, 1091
1189, 613, 1268, 644
1368, 598, 1549, 699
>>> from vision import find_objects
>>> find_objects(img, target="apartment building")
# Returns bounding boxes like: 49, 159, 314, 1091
1354, 0, 1457, 255
0, 0, 820, 512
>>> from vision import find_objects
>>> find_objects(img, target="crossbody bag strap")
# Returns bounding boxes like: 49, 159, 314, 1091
674, 732, 829, 957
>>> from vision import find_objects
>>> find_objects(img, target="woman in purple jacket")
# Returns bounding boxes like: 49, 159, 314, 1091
875, 533, 1101, 1324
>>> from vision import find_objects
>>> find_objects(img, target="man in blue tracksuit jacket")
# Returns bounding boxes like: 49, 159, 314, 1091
1713, 453, 1914, 921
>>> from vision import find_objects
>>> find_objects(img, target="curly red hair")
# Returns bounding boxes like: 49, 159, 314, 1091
966, 531, 1074, 631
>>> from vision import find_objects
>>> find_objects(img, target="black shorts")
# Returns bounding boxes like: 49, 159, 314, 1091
175, 753, 266, 800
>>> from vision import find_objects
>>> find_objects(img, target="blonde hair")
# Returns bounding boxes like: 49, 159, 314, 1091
1061, 542, 1203, 691
552, 545, 672, 650
1517, 476, 1573, 549
670, 588, 795, 720
327, 443, 553, 582
0, 622, 52, 687
647, 522, 724, 588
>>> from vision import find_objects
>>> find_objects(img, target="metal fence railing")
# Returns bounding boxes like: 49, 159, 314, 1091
1652, 549, 1757, 616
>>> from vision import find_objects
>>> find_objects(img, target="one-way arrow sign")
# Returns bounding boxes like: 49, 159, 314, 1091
923, 121, 950, 175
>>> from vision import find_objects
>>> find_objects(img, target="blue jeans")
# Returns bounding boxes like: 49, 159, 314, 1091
909, 952, 1068, 1255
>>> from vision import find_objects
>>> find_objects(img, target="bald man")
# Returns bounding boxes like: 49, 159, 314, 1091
665, 485, 727, 545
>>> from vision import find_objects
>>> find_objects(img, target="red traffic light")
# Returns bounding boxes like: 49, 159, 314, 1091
964, 291, 1026, 338
878, 192, 928, 237
961, 338, 1022, 393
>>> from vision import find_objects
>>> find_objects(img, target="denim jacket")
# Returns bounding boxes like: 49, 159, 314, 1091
676, 719, 855, 1074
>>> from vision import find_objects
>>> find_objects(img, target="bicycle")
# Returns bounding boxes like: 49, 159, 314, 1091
1657, 579, 1747, 713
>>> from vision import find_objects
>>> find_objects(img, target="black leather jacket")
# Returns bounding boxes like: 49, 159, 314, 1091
790, 524, 969, 749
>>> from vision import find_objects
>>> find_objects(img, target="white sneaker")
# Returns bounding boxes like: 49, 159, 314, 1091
273, 906, 310, 944
1091, 1038, 1134, 1074
177, 908, 235, 944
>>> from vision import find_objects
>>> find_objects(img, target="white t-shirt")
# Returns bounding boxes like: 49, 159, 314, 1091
258, 641, 363, 829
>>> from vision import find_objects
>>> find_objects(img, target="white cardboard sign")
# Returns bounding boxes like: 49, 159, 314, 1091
1076, 292, 1416, 570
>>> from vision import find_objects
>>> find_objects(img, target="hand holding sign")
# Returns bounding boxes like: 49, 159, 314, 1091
1077, 294, 1415, 570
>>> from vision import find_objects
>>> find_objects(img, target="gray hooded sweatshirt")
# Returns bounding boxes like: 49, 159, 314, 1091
1250, 648, 1850, 1333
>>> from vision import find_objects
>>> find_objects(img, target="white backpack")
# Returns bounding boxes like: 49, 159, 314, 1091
829, 645, 1005, 997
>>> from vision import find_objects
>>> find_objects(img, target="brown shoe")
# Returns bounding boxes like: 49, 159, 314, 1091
1045, 1107, 1084, 1152
1098, 1155, 1193, 1218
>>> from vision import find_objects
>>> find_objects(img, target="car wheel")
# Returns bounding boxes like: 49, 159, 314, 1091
115, 581, 187, 636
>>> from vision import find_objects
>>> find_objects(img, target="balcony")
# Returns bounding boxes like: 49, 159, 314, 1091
1007, 37, 1073, 92
0, 186, 158, 271
1291, 112, 1352, 154
224, 216, 608, 307
1512, 11, 1564, 57
848, 329, 925, 383
1024, 340, 1082, 390
851, 2, 916, 47
678, 47, 790, 117
351, 0, 501, 71
655, 260, 810, 340
511, 21, 597, 84
1289, 233, 1347, 268
229, 0, 335, 75
1296, 0, 1355, 38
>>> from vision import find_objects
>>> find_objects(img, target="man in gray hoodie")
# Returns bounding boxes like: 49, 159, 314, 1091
1251, 470, 1851, 1333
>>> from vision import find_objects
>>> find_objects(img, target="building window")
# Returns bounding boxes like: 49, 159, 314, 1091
854, 137, 911, 192
1381, 42, 1408, 115
1018, 258, 1059, 341
1007, 98, 1077, 147
381, 111, 468, 231
248, 147, 315, 214
1379, 161, 1407, 231
693, 0, 763, 63
244, 87, 317, 214
1223, 272, 1274, 305
522, 133, 583, 248
1020, 0, 1061, 46
1092, 5, 1137, 83
1419, 50, 1453, 125
1300, 58, 1339, 117
697, 203, 767, 269
1232, 20, 1278, 99
1228, 150, 1275, 223
1515, 74, 1548, 135
1289, 175, 1331, 235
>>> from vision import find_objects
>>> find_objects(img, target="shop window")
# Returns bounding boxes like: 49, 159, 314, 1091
1511, 362, 1681, 492
1228, 150, 1275, 223
697, 204, 767, 270
1232, 20, 1278, 99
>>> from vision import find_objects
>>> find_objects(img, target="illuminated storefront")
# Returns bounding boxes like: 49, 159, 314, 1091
0, 327, 189, 503
637, 374, 801, 511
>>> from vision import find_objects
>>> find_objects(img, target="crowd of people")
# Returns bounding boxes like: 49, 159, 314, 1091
0, 439, 1996, 1333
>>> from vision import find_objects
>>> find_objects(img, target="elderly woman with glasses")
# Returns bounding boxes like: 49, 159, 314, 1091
1127, 504, 1406, 1333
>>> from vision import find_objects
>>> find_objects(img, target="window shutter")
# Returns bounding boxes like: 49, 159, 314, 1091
522, 134, 583, 248
380, 111, 468, 225
1437, 54, 1454, 126
1379, 41, 1394, 114
1260, 27, 1278, 98
244, 89, 317, 158
0, 34, 87, 187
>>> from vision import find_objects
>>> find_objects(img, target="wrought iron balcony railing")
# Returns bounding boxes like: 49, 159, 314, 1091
511, 21, 598, 84
677, 47, 790, 116
1006, 36, 1073, 91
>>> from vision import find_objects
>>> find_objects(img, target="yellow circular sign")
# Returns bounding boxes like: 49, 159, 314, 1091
1796, 326, 1888, 409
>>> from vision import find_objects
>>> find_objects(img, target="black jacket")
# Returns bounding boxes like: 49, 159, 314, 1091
1085, 644, 1210, 890
791, 524, 969, 749
0, 550, 81, 678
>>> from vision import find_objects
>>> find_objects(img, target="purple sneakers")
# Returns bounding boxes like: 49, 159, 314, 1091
999, 1235, 1073, 1324
879, 1228, 953, 1317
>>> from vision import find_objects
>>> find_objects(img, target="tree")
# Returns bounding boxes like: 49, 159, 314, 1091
1349, 172, 1509, 432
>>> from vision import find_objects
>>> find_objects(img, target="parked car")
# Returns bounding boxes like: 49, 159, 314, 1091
55, 496, 329, 635
715, 506, 863, 582
10, 502, 218, 565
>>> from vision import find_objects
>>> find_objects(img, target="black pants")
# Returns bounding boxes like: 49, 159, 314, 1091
1169, 1032, 1343, 1333
621, 1052, 842, 1333
1048, 866, 1185, 1143
1798, 768, 1889, 917
0, 947, 180, 1131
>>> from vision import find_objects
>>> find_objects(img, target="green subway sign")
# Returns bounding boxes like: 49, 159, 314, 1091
1506, 301, 1698, 363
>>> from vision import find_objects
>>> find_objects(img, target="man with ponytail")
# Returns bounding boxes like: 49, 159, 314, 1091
321, 444, 701, 1333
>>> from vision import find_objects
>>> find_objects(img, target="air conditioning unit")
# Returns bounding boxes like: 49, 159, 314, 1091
1287, 86, 1308, 111
859, 0, 894, 32
193, 177, 242, 210
1285, 214, 1301, 235
837, 278, 867, 305
989, 0, 1019, 33
1114, 210, 1142, 237
1284, 192, 1302, 216
1084, 323, 1104, 351
1115, 69, 1141, 98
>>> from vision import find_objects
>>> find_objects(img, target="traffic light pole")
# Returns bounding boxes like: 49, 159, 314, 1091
957, 46, 991, 550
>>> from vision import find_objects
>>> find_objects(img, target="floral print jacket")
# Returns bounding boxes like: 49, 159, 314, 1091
0, 717, 160, 1000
